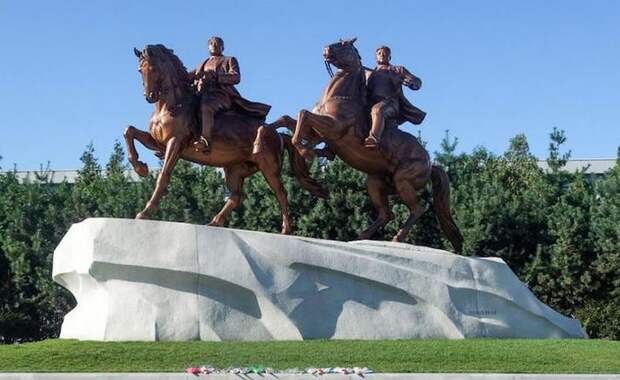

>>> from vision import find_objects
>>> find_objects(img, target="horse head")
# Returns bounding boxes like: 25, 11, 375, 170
135, 46, 163, 103
134, 44, 189, 104
323, 38, 361, 73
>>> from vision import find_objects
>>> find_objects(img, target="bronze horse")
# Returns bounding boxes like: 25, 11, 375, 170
125, 44, 327, 233
266, 38, 463, 252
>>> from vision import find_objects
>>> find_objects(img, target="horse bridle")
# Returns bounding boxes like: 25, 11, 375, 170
324, 60, 334, 78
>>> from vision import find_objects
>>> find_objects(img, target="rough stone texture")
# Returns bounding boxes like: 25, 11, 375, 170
52, 218, 586, 341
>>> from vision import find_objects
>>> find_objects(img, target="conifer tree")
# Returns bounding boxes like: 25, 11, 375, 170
99, 140, 139, 218
70, 143, 105, 220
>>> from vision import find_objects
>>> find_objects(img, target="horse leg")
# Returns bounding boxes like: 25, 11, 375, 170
254, 134, 292, 233
266, 115, 297, 132
209, 165, 252, 227
124, 125, 163, 177
270, 114, 323, 145
261, 167, 291, 234
254, 115, 309, 156
267, 113, 333, 160
292, 110, 340, 160
252, 125, 267, 156
291, 110, 316, 160
391, 164, 428, 242
358, 175, 393, 240
136, 137, 182, 219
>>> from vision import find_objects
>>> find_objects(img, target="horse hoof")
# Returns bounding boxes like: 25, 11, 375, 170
136, 212, 147, 220
208, 219, 223, 227
134, 162, 149, 177
281, 225, 291, 235
392, 231, 406, 242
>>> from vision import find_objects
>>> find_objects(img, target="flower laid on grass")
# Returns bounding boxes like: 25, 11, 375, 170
185, 366, 373, 376
185, 367, 200, 375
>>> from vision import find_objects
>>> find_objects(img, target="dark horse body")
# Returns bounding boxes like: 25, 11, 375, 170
126, 44, 326, 233
267, 39, 463, 252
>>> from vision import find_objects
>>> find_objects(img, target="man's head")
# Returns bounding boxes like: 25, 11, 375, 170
208, 36, 224, 56
375, 46, 391, 65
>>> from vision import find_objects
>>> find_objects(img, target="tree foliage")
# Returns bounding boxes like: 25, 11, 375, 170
1, 130, 619, 342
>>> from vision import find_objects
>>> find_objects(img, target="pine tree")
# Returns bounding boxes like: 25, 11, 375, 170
70, 143, 105, 220
547, 127, 572, 173
298, 159, 370, 241
435, 130, 459, 170
590, 150, 620, 299
99, 140, 139, 218
193, 166, 226, 225
0, 167, 73, 342
524, 173, 596, 312
157, 160, 202, 223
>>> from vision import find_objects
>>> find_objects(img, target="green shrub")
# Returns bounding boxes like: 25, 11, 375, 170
1, 132, 619, 342
575, 300, 620, 340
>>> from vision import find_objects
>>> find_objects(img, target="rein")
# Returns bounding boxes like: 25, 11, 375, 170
324, 60, 334, 78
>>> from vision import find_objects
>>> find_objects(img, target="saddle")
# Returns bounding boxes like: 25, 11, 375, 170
192, 107, 263, 136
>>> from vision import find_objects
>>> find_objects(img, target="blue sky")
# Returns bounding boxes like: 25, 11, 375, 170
0, 1, 618, 170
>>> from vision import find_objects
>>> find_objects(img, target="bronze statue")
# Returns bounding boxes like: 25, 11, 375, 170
264, 38, 463, 252
190, 36, 271, 153
125, 44, 327, 233
364, 45, 426, 148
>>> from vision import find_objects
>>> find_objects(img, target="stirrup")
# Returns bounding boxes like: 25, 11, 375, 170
364, 134, 380, 148
193, 136, 211, 153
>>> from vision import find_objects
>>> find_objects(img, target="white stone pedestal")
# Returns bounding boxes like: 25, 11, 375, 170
52, 218, 586, 341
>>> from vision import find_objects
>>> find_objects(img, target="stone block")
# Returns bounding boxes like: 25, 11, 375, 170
53, 218, 586, 340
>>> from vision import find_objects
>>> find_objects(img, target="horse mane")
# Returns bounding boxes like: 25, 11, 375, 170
346, 44, 370, 140
144, 44, 192, 91
352, 46, 362, 63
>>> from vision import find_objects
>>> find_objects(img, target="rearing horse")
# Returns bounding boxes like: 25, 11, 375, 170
125, 44, 327, 233
267, 38, 463, 252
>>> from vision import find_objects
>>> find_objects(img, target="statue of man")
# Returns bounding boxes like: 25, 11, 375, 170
364, 46, 426, 148
191, 36, 271, 153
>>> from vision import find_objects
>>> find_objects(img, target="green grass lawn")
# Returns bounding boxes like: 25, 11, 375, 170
0, 339, 619, 373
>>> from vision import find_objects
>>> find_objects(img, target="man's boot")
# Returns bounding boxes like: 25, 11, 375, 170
365, 112, 384, 149
194, 109, 214, 153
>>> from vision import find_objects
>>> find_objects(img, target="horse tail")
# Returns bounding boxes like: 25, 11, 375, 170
430, 165, 464, 254
281, 134, 329, 199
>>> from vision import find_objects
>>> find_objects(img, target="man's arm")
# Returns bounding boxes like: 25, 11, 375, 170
363, 66, 374, 82
217, 57, 241, 85
393, 65, 422, 91
188, 69, 201, 87
189, 68, 214, 93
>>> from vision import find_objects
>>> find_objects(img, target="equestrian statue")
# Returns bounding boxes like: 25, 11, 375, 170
124, 41, 327, 234
260, 38, 464, 253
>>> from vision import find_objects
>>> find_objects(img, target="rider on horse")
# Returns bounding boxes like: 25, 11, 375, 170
364, 46, 426, 148
191, 36, 271, 153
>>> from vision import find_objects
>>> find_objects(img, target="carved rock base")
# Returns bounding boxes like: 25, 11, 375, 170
52, 218, 586, 341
